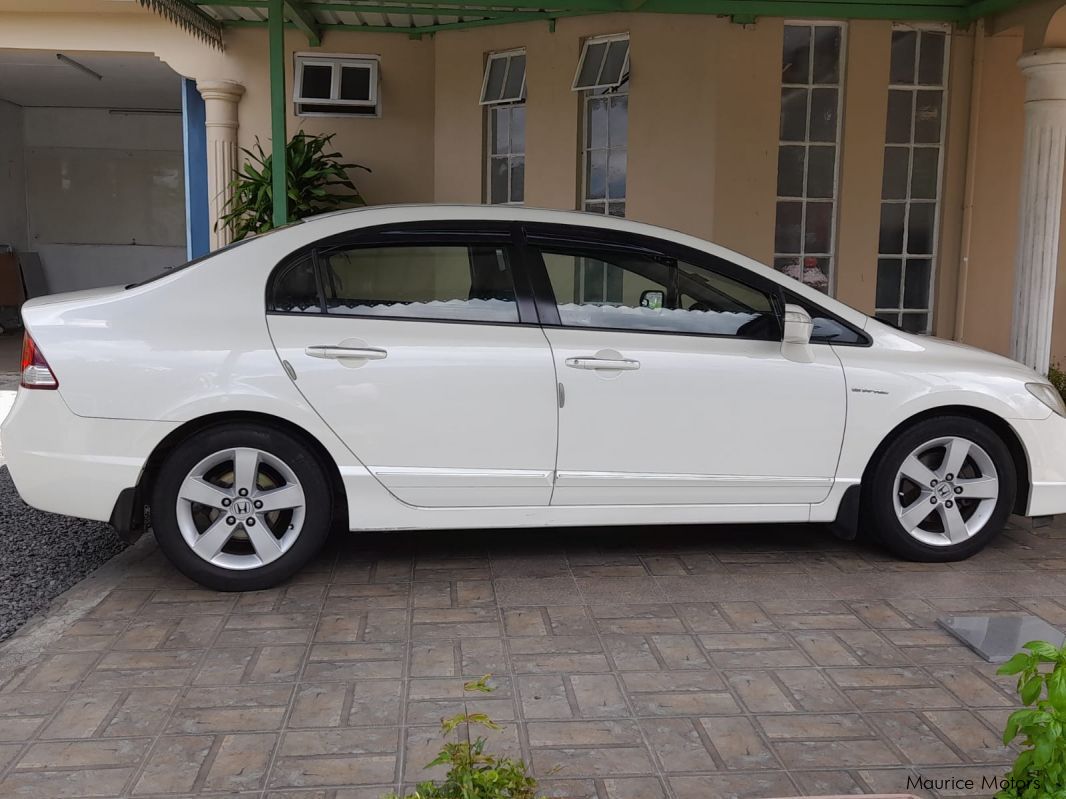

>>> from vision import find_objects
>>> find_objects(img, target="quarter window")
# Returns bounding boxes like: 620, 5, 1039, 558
310, 244, 519, 323
773, 22, 845, 294
875, 26, 948, 334
270, 254, 320, 313
539, 245, 778, 339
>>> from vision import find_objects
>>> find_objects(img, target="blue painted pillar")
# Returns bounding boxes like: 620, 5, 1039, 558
182, 78, 210, 259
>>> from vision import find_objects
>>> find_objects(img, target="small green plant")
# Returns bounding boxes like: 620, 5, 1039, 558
995, 640, 1066, 798
384, 675, 541, 799
1048, 365, 1066, 404
219, 131, 369, 240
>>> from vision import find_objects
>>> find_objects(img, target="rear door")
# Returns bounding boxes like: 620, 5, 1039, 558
267, 222, 559, 507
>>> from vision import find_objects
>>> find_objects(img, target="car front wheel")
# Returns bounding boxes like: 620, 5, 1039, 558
151, 423, 334, 590
866, 415, 1016, 562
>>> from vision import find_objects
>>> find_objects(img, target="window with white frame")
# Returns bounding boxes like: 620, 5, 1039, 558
875, 26, 949, 334
294, 54, 379, 117
482, 50, 526, 204
575, 35, 629, 217
773, 22, 845, 294
581, 78, 628, 216
573, 33, 629, 91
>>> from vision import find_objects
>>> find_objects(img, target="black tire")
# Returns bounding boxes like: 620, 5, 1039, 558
150, 423, 334, 591
864, 415, 1016, 562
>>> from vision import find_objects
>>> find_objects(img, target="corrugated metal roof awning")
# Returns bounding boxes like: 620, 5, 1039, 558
143, 0, 1036, 43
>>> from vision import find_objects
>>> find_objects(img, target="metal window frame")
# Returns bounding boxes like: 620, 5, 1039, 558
580, 77, 629, 217
572, 32, 630, 92
773, 20, 847, 296
479, 48, 528, 106
293, 52, 379, 110
874, 22, 951, 334
485, 101, 526, 205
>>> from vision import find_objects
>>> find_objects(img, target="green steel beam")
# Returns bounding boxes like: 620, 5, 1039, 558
268, 0, 288, 228
226, 9, 591, 29
197, 0, 1039, 22
285, 0, 323, 43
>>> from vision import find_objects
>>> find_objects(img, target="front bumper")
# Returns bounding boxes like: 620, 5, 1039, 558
1011, 413, 1066, 517
1, 389, 177, 523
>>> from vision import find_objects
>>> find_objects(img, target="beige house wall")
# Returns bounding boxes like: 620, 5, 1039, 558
7, 3, 1066, 363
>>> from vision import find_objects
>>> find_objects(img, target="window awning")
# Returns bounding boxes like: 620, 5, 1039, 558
149, 0, 1036, 43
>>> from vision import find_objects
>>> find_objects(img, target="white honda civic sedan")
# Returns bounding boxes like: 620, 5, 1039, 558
4, 205, 1066, 590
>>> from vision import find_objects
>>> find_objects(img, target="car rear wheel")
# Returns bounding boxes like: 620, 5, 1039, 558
866, 415, 1016, 561
151, 423, 333, 590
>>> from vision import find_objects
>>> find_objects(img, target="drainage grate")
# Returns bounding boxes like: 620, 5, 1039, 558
937, 614, 1066, 663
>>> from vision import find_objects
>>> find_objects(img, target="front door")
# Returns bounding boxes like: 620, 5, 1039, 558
526, 228, 848, 506
267, 225, 558, 507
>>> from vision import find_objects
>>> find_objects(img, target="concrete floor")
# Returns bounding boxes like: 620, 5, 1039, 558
1, 519, 1062, 799
0, 331, 20, 375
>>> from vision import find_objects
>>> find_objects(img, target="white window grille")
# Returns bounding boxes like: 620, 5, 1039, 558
772, 22, 846, 295
480, 49, 526, 105
874, 25, 950, 334
581, 77, 628, 216
486, 103, 525, 204
294, 53, 379, 117
572, 33, 629, 92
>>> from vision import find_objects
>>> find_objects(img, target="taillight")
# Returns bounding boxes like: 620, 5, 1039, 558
20, 334, 58, 390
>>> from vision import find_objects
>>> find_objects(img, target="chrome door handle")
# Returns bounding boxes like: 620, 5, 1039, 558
565, 356, 640, 371
305, 345, 388, 361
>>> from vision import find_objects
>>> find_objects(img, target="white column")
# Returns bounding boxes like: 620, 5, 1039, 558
1011, 49, 1066, 374
196, 79, 246, 250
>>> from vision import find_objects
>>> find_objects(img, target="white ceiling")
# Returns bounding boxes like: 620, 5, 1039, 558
0, 50, 182, 110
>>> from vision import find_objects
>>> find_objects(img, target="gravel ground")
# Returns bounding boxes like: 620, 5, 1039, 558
0, 408, 129, 642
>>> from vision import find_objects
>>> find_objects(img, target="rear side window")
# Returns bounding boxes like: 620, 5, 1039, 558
320, 244, 518, 323
270, 254, 321, 313
539, 245, 779, 339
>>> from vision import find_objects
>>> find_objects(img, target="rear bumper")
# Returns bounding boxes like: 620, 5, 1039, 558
1, 390, 177, 523
1011, 414, 1066, 517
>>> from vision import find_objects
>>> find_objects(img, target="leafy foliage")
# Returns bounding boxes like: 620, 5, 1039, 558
219, 131, 369, 241
383, 675, 542, 799
996, 640, 1066, 798
1048, 365, 1066, 403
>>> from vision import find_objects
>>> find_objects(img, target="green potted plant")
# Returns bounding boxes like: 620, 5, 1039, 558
219, 131, 370, 240
996, 640, 1066, 798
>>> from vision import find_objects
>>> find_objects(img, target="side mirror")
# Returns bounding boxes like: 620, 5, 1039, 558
782, 303, 813, 345
639, 289, 664, 310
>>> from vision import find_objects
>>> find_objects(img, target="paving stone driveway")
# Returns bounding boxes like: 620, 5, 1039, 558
3, 520, 1066, 799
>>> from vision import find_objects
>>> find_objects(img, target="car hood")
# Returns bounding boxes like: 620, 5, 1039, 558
867, 318, 1044, 383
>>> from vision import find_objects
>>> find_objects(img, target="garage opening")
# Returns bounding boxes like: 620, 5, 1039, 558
0, 49, 188, 376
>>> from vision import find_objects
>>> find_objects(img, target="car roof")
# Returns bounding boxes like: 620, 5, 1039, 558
265, 204, 871, 330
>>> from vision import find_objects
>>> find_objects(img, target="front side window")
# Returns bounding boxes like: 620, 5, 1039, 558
773, 22, 845, 294
539, 244, 777, 339
875, 26, 949, 334
297, 244, 518, 323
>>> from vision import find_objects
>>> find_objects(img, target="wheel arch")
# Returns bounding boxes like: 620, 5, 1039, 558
860, 404, 1030, 516
132, 411, 348, 533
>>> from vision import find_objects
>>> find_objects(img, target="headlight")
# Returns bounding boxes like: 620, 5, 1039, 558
1027, 382, 1066, 417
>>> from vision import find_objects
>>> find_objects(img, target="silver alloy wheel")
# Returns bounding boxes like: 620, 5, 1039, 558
176, 447, 306, 570
892, 435, 999, 547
